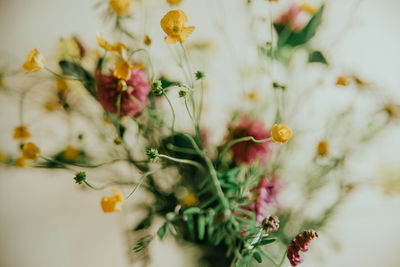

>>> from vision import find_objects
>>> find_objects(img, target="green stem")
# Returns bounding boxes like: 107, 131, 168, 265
45, 67, 77, 80
159, 154, 205, 173
259, 248, 287, 267
163, 92, 176, 136
126, 168, 161, 199
116, 93, 122, 136
218, 136, 272, 163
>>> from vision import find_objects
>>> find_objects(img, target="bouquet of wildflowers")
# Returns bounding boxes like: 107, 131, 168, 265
1, 0, 397, 266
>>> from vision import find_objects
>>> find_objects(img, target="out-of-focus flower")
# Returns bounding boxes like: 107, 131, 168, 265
161, 10, 195, 44
274, 4, 308, 32
101, 189, 124, 213
317, 140, 328, 157
0, 74, 4, 88
13, 126, 31, 140
56, 36, 82, 60
109, 0, 133, 16
262, 215, 280, 232
96, 68, 151, 117
383, 103, 400, 120
287, 230, 318, 266
336, 76, 350, 86
180, 193, 198, 206
44, 100, 58, 112
241, 176, 282, 223
229, 114, 272, 165
0, 151, 7, 162
266, 0, 279, 2
245, 90, 260, 103
63, 146, 80, 161
22, 142, 40, 161
56, 78, 69, 92
96, 34, 127, 58
270, 124, 292, 143
300, 2, 317, 15
144, 35, 152, 46
22, 48, 45, 73
113, 61, 132, 81
167, 0, 183, 5
379, 164, 400, 195
14, 157, 28, 167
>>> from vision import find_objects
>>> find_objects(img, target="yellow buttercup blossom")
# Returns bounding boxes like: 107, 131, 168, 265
109, 0, 133, 16
167, 0, 183, 5
300, 2, 317, 15
180, 193, 198, 206
336, 76, 350, 86
113, 61, 132, 81
13, 126, 31, 140
144, 35, 152, 46
22, 142, 40, 161
0, 151, 7, 162
22, 48, 45, 73
101, 189, 125, 213
317, 140, 328, 157
63, 146, 80, 161
96, 34, 127, 58
270, 124, 292, 143
14, 157, 28, 167
160, 10, 195, 44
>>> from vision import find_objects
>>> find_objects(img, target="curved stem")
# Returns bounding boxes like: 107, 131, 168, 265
45, 67, 77, 80
116, 93, 122, 137
163, 92, 176, 136
125, 168, 161, 200
259, 248, 287, 267
159, 154, 205, 173
219, 136, 272, 163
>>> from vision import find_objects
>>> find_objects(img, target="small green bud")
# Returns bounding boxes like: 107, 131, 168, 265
146, 148, 159, 162
272, 81, 286, 90
74, 171, 86, 184
178, 90, 187, 98
114, 137, 122, 145
195, 71, 205, 80
151, 80, 163, 96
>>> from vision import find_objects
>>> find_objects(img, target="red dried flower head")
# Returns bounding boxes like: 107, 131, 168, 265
287, 230, 319, 266
96, 68, 151, 117
229, 114, 272, 166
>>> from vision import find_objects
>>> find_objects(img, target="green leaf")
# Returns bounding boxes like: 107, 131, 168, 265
134, 216, 152, 231
187, 215, 195, 240
253, 251, 262, 263
258, 237, 277, 246
183, 207, 201, 215
59, 60, 95, 96
159, 76, 178, 89
309, 50, 328, 64
133, 235, 153, 253
197, 215, 205, 240
157, 223, 168, 240
167, 223, 177, 236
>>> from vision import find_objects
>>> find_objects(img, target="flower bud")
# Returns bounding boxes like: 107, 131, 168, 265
74, 171, 87, 184
270, 124, 292, 143
146, 148, 159, 162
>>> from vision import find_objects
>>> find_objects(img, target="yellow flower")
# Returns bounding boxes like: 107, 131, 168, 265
14, 157, 28, 167
245, 90, 260, 103
270, 124, 292, 143
167, 0, 183, 5
317, 140, 328, 157
336, 76, 350, 86
96, 34, 127, 58
44, 100, 58, 112
300, 2, 317, 15
63, 146, 80, 161
109, 0, 133, 16
13, 126, 31, 140
101, 189, 125, 213
180, 193, 198, 206
0, 74, 3, 88
22, 48, 45, 73
0, 151, 7, 162
56, 78, 69, 92
144, 35, 152, 46
113, 61, 132, 81
160, 10, 195, 44
22, 142, 40, 161
267, 0, 279, 2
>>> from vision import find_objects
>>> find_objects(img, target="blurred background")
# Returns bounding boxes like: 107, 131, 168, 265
1, 0, 400, 266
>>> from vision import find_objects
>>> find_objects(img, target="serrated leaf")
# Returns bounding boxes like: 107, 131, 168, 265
157, 223, 167, 240
309, 50, 328, 64
253, 251, 262, 263
59, 60, 95, 96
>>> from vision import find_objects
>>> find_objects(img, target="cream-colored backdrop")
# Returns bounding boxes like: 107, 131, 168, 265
1, 0, 400, 266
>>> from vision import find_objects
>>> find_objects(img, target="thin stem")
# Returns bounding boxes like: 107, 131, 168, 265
218, 136, 272, 163
198, 80, 205, 126
45, 67, 77, 80
116, 93, 122, 136
180, 43, 194, 88
166, 144, 198, 155
259, 248, 287, 267
159, 154, 205, 173
125, 168, 161, 200
163, 92, 176, 136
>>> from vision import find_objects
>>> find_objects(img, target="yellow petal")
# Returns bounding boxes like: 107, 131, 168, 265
161, 9, 194, 43
101, 189, 124, 213
96, 34, 112, 51
300, 2, 317, 15
113, 61, 132, 81
270, 124, 292, 143
22, 142, 40, 161
109, 0, 133, 16
165, 35, 180, 44
13, 125, 31, 140
22, 48, 45, 73
110, 42, 127, 58
178, 26, 195, 43
167, 0, 183, 5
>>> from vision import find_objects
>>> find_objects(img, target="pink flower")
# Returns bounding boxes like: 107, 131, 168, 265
274, 4, 308, 32
240, 176, 282, 224
229, 114, 271, 166
287, 230, 319, 266
96, 68, 151, 117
